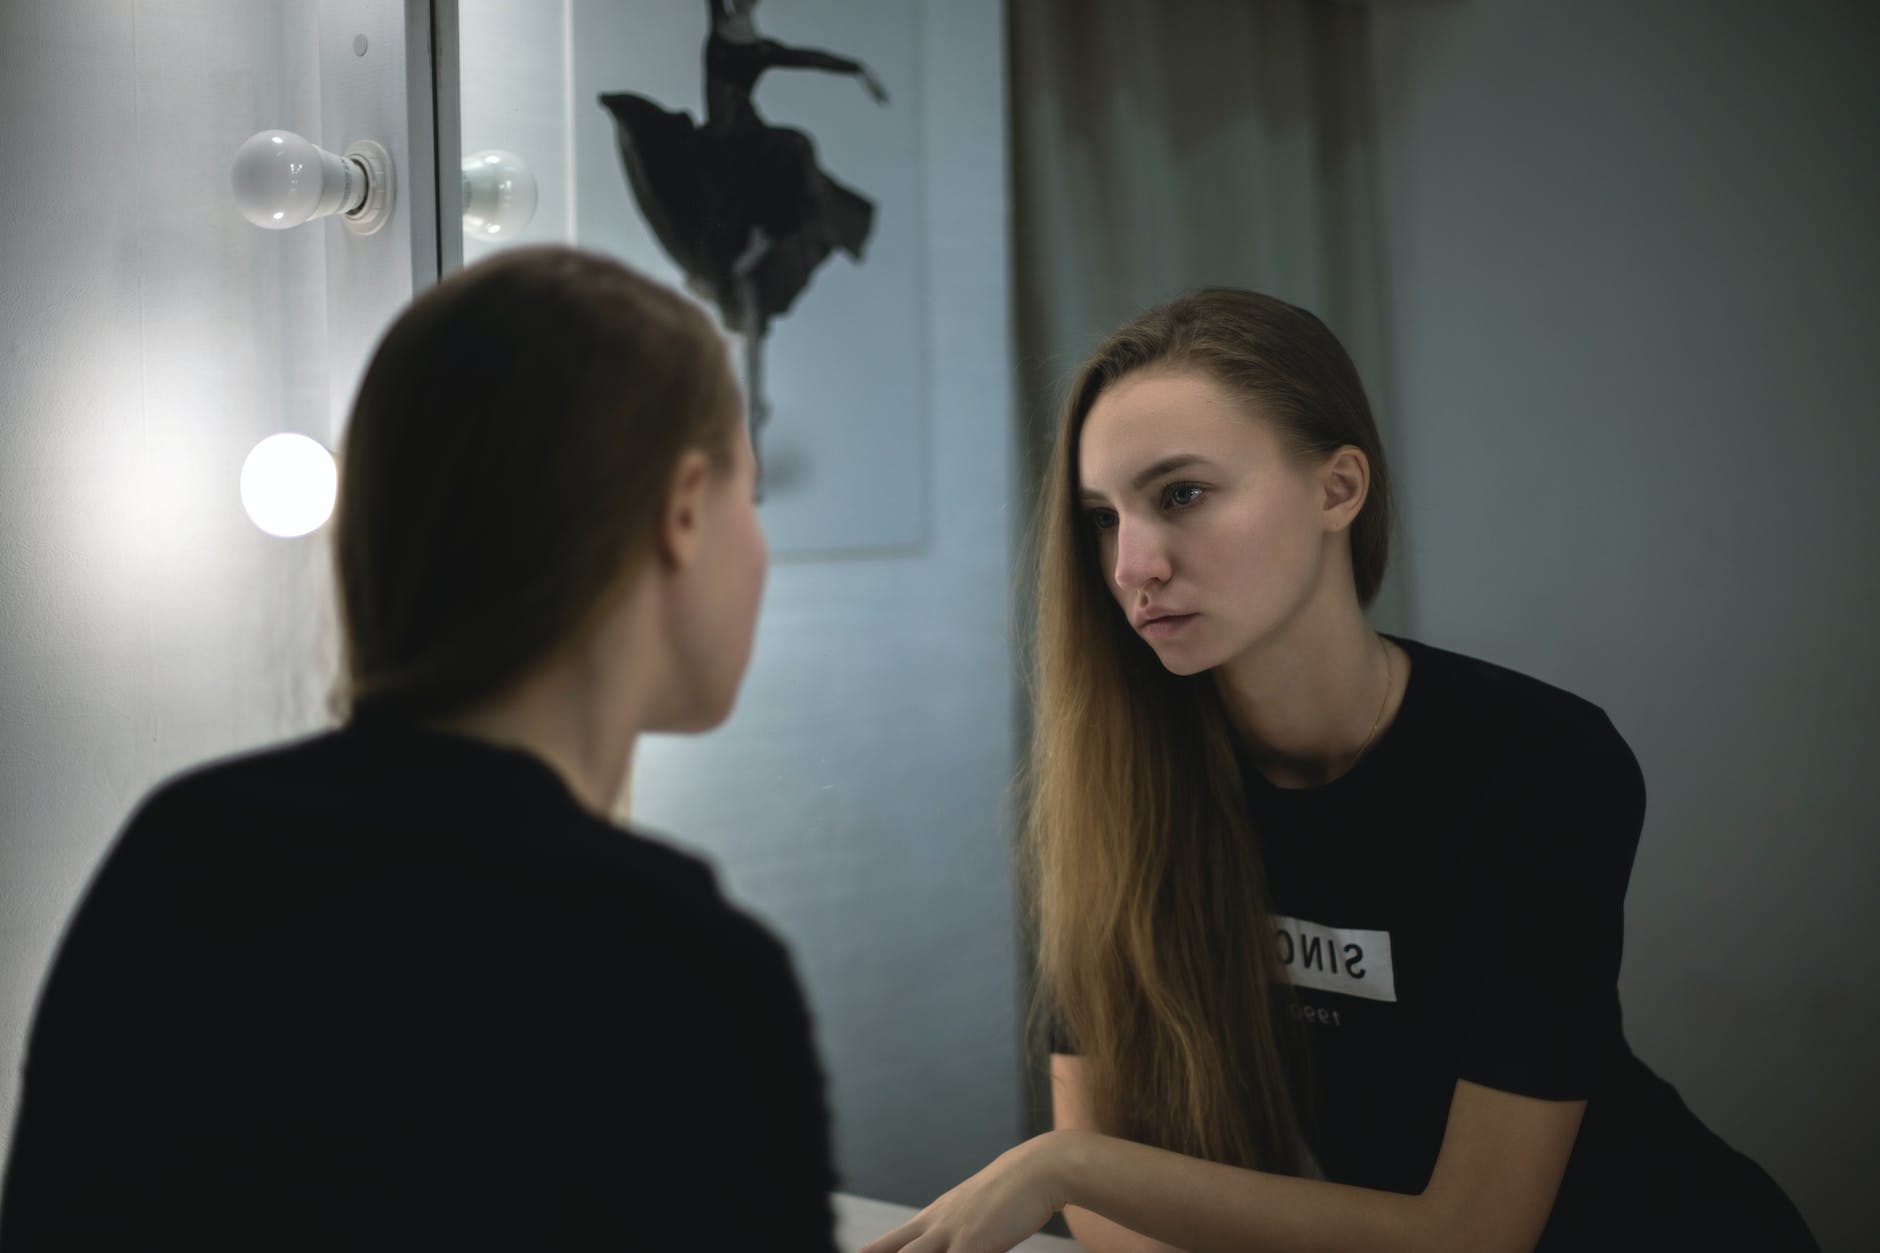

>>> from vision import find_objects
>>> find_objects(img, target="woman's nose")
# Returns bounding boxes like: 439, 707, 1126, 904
1111, 520, 1172, 591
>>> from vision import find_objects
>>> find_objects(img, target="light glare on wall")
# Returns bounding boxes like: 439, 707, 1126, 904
241, 434, 337, 538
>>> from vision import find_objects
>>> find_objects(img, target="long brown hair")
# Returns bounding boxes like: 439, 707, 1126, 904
333, 246, 738, 721
1020, 288, 1393, 1173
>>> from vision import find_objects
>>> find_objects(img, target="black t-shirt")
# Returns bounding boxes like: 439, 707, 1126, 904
1063, 637, 1816, 1250
1256, 635, 1642, 1184
0, 719, 839, 1251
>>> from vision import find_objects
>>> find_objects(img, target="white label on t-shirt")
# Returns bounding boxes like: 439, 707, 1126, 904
1272, 914, 1397, 1003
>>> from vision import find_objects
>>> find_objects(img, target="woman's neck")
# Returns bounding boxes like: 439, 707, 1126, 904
1214, 601, 1405, 790
426, 589, 658, 820
429, 672, 640, 819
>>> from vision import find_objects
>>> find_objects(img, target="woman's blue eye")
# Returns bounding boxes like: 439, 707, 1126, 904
1087, 509, 1118, 532
1164, 483, 1204, 508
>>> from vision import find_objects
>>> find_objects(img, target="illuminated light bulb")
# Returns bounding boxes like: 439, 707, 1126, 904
462, 149, 538, 241
241, 434, 337, 538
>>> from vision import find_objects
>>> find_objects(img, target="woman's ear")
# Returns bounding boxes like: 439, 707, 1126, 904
1320, 446, 1371, 535
658, 448, 713, 571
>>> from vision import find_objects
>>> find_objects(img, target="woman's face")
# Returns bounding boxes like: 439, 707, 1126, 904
1076, 368, 1336, 676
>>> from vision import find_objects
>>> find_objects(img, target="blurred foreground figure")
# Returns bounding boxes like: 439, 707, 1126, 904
1, 247, 837, 1252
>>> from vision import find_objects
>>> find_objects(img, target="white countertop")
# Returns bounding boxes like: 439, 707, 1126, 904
834, 1192, 1083, 1252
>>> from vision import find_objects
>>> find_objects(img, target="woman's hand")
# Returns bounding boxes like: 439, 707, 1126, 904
858, 1133, 1066, 1253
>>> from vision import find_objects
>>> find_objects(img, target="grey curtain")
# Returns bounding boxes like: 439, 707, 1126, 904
1009, 0, 1407, 629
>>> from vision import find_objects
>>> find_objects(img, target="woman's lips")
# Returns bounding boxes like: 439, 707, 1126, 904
1140, 613, 1198, 640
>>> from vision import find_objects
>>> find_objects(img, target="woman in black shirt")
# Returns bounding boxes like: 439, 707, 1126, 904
865, 289, 1815, 1252
1, 247, 838, 1250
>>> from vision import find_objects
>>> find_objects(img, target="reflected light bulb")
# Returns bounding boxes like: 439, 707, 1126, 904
462, 149, 539, 241
241, 434, 337, 538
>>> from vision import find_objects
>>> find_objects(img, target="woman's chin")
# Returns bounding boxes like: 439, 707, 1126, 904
646, 692, 735, 736
1149, 641, 1216, 678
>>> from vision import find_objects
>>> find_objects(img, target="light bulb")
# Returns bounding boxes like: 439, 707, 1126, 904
230, 131, 391, 235
241, 434, 337, 538
462, 150, 539, 241
231, 130, 355, 229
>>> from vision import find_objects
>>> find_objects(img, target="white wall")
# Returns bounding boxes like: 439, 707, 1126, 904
458, 0, 1021, 1204
1368, 2, 1879, 1247
0, 0, 425, 1174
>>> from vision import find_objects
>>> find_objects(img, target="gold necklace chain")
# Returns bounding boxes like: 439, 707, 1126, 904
1345, 633, 1393, 774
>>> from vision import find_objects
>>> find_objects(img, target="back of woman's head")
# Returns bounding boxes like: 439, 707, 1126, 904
334, 246, 738, 721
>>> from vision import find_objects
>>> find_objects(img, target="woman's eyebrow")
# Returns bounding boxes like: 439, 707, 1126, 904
1078, 454, 1213, 502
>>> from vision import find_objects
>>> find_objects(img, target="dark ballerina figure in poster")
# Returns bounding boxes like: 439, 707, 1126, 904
600, 0, 889, 479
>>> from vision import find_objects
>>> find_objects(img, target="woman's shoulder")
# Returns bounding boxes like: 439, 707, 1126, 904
106, 728, 355, 860
75, 730, 812, 1052
1393, 636, 1644, 825
1395, 635, 1624, 745
113, 724, 743, 935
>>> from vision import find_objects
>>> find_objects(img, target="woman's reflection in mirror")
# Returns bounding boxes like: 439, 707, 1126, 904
863, 289, 1817, 1253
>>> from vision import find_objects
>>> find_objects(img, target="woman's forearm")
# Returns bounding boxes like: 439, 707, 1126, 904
1064, 1203, 1190, 1253
1043, 1130, 1444, 1253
